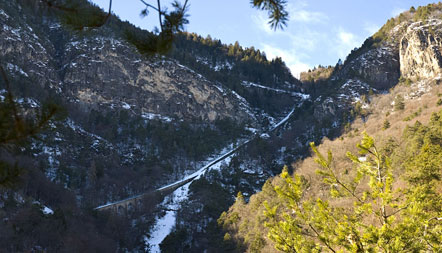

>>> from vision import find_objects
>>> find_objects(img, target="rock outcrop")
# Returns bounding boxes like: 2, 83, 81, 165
400, 19, 442, 79
336, 42, 400, 90
0, 7, 253, 123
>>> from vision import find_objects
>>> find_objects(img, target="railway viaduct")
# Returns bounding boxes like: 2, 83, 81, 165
94, 106, 300, 214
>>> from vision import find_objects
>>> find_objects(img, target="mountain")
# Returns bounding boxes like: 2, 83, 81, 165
0, 0, 309, 251
217, 4, 442, 252
1, 0, 441, 252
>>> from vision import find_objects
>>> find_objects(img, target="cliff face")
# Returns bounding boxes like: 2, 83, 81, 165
0, 0, 267, 205
312, 15, 442, 128
0, 7, 253, 123
0, 0, 313, 207
400, 19, 442, 79
62, 36, 253, 122
336, 41, 400, 90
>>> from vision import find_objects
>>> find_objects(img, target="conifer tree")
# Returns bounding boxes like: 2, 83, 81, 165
0, 66, 58, 188
40, 0, 288, 55
383, 119, 390, 130
264, 133, 442, 252
394, 95, 405, 111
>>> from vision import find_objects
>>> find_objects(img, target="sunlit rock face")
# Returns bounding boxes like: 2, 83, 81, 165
0, 7, 253, 123
400, 19, 442, 80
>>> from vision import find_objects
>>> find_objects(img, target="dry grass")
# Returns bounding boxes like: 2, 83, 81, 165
292, 79, 442, 208
300, 66, 334, 83
225, 78, 442, 253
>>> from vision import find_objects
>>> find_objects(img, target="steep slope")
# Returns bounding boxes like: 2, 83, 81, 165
0, 0, 310, 251
218, 4, 442, 252
0, 0, 250, 201
1, 1, 254, 123
400, 18, 442, 79
168, 33, 305, 115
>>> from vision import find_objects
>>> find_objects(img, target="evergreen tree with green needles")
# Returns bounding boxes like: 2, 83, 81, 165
264, 133, 441, 252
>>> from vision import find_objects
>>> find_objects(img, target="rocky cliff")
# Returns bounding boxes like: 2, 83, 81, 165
400, 19, 442, 79
0, 0, 313, 211
0, 3, 253, 123
161, 5, 442, 251
213, 5, 442, 253
6, 1, 442, 252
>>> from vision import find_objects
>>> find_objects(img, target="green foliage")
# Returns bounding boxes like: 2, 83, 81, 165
251, 0, 288, 30
373, 17, 398, 41
263, 132, 441, 252
399, 76, 412, 87
0, 161, 21, 188
402, 111, 442, 185
42, 0, 288, 55
300, 65, 334, 83
350, 101, 369, 119
437, 98, 442, 106
403, 108, 422, 121
167, 32, 298, 114
0, 66, 58, 188
383, 119, 390, 130
371, 3, 442, 43
414, 5, 432, 22
53, 0, 112, 30
394, 95, 405, 111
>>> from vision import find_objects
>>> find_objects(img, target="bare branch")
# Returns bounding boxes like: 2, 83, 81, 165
157, 0, 163, 31
139, 0, 160, 12
0, 65, 20, 125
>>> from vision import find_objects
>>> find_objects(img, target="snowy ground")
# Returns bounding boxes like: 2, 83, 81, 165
144, 105, 298, 251
145, 156, 232, 252
145, 182, 190, 253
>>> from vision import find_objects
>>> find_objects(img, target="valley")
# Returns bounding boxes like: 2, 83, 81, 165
0, 0, 441, 252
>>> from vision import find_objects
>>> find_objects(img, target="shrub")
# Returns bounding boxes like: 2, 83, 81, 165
394, 95, 405, 111
383, 119, 391, 129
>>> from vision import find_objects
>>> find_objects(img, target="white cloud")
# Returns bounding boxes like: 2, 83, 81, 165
287, 62, 311, 79
251, 1, 328, 35
290, 9, 327, 23
289, 30, 323, 51
251, 0, 367, 77
364, 22, 381, 36
261, 44, 311, 78
391, 7, 406, 17
287, 3, 328, 24
251, 12, 274, 35
335, 28, 362, 59
339, 30, 355, 45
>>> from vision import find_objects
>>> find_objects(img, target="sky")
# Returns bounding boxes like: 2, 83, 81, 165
90, 0, 437, 77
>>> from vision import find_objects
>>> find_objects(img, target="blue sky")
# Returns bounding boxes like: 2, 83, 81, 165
90, 0, 437, 77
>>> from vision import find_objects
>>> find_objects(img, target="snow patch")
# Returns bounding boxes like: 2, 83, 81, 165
122, 102, 131, 110
16, 97, 39, 108
141, 112, 173, 123
49, 23, 61, 30
66, 118, 111, 147
358, 156, 367, 162
42, 206, 54, 215
241, 81, 310, 99
33, 201, 54, 215
145, 151, 234, 251
6, 63, 28, 77
260, 133, 270, 139
245, 127, 258, 134
145, 182, 190, 253
0, 9, 9, 19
